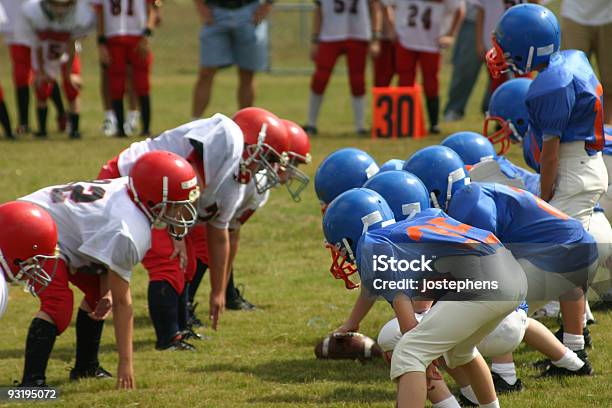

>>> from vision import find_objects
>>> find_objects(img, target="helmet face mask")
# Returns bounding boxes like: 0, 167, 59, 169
149, 193, 200, 240
486, 36, 511, 79
45, 0, 76, 19
483, 116, 522, 156
325, 241, 359, 290
240, 123, 289, 193
279, 153, 312, 202
0, 247, 59, 296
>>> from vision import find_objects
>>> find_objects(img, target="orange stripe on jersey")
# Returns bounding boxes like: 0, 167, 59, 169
429, 217, 472, 234
509, 186, 569, 219
588, 83, 604, 151
407, 217, 478, 243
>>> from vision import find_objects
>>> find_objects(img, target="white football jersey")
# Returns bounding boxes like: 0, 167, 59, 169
0, 2, 7, 27
117, 114, 245, 228
92, 0, 149, 37
20, 178, 151, 282
18, 0, 94, 77
317, 0, 372, 41
0, 271, 7, 319
0, 0, 24, 42
385, 0, 462, 53
228, 173, 270, 229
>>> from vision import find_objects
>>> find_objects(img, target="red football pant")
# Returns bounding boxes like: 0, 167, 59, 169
9, 45, 33, 87
142, 228, 197, 294
35, 55, 81, 102
373, 39, 396, 87
311, 40, 368, 97
36, 259, 102, 334
396, 46, 441, 98
107, 36, 152, 100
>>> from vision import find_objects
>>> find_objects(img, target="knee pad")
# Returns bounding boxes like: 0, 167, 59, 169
477, 310, 527, 357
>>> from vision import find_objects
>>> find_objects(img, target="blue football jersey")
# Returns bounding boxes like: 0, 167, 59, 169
447, 183, 597, 272
496, 156, 541, 196
604, 125, 612, 156
356, 208, 504, 301
525, 50, 604, 153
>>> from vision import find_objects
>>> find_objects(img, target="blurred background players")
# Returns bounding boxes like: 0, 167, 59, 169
383, 0, 465, 134
0, 1, 13, 139
304, 0, 382, 135
18, 0, 95, 139
95, 0, 157, 137
191, 0, 273, 119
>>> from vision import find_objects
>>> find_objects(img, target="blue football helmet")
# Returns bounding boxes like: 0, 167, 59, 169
322, 188, 395, 289
485, 78, 532, 155
379, 159, 405, 172
403, 146, 469, 210
314, 148, 379, 209
487, 4, 560, 77
441, 131, 497, 166
363, 170, 430, 221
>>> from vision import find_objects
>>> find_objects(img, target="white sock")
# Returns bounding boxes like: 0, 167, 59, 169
104, 110, 116, 121
563, 332, 585, 351
128, 110, 140, 120
460, 385, 478, 405
432, 395, 461, 408
491, 362, 517, 385
307, 92, 323, 128
585, 300, 593, 325
479, 400, 500, 408
552, 347, 585, 370
351, 95, 365, 131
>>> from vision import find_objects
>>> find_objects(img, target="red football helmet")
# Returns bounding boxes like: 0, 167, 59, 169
280, 119, 311, 202
0, 201, 59, 296
232, 107, 290, 193
129, 151, 200, 239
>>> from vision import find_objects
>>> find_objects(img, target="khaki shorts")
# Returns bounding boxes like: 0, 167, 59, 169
549, 142, 608, 229
561, 18, 612, 91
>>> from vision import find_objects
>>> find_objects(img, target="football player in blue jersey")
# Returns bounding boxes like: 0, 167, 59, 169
314, 148, 379, 213
487, 3, 607, 229
407, 146, 597, 376
323, 188, 527, 408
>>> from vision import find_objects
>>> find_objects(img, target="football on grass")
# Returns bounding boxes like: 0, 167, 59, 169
314, 332, 383, 361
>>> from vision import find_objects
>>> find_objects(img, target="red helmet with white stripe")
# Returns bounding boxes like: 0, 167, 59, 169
233, 107, 290, 193
280, 119, 311, 202
0, 201, 59, 296
129, 151, 200, 239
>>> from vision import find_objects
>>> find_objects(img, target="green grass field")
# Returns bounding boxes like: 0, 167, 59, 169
0, 1, 610, 407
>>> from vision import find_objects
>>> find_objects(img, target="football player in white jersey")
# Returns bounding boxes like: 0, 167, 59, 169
18, 0, 95, 138
98, 107, 290, 331
16, 151, 199, 389
0, 201, 59, 320
94, 0, 156, 137
305, 0, 382, 135
383, 0, 464, 134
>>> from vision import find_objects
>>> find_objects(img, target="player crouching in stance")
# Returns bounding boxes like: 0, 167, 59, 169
16, 151, 199, 389
0, 202, 59, 319
323, 188, 527, 408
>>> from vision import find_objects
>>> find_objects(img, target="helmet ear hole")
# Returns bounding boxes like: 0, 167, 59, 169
516, 118, 525, 126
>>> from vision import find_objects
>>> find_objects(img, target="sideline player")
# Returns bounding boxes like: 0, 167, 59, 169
17, 151, 200, 388
0, 0, 13, 139
0, 201, 59, 319
19, 0, 95, 138
382, 0, 465, 134
304, 0, 382, 135
94, 0, 156, 137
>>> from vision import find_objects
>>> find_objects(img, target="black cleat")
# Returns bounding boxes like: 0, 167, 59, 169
540, 359, 593, 377
69, 130, 81, 139
226, 286, 256, 311
16, 379, 47, 387
456, 393, 477, 407
533, 348, 588, 370
356, 128, 369, 136
156, 336, 196, 351
180, 328, 204, 341
69, 365, 112, 381
187, 302, 204, 329
429, 125, 441, 134
302, 125, 318, 136
491, 372, 522, 393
